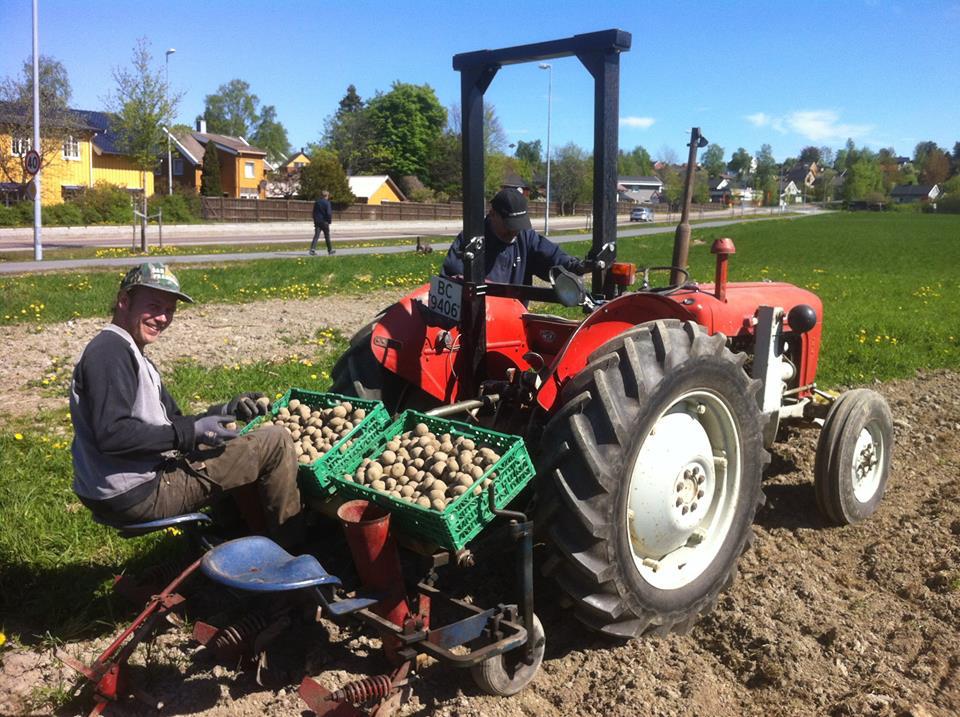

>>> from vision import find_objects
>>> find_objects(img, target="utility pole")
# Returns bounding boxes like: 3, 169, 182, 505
539, 63, 552, 235
31, 0, 42, 261
165, 48, 176, 195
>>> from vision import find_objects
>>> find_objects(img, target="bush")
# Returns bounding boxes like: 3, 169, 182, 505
936, 194, 960, 214
0, 204, 20, 226
148, 189, 201, 223
886, 202, 922, 213
42, 202, 84, 226
73, 182, 135, 224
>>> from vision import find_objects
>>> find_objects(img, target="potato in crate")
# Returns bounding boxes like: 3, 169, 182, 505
333, 410, 536, 550
241, 388, 389, 497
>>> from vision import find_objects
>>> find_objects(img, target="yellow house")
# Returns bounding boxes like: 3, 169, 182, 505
0, 109, 153, 205
347, 175, 406, 205
279, 149, 310, 175
163, 121, 268, 199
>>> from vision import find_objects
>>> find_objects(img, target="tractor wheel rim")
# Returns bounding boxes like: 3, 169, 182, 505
626, 390, 741, 591
851, 424, 883, 503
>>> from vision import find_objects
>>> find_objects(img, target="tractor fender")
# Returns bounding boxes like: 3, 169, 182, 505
536, 292, 699, 411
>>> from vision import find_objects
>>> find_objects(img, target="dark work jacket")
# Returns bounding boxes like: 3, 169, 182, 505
313, 198, 332, 224
441, 216, 580, 285
70, 325, 196, 511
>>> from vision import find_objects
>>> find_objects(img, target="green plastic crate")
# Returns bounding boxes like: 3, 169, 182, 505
332, 411, 536, 550
241, 388, 389, 497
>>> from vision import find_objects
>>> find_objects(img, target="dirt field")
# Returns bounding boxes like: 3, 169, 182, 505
1, 292, 957, 717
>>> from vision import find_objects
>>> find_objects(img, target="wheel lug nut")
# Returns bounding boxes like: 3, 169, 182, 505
690, 502, 698, 512
675, 497, 683, 507
676, 483, 684, 492
681, 506, 689, 515
697, 489, 705, 499
697, 474, 706, 485
684, 469, 692, 480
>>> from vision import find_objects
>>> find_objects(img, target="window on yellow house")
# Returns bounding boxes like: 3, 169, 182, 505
244, 161, 255, 179
12, 137, 31, 156
63, 136, 80, 160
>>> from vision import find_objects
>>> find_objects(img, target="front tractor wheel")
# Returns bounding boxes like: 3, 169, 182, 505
539, 320, 768, 639
814, 389, 893, 526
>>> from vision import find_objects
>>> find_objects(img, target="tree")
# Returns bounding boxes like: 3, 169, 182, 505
299, 148, 354, 204
754, 144, 777, 188
818, 146, 835, 169
107, 38, 181, 174
203, 79, 259, 138
701, 144, 725, 177
727, 147, 752, 178
200, 141, 222, 196
0, 55, 82, 185
424, 131, 461, 201
843, 157, 883, 201
551, 143, 592, 214
920, 150, 950, 185
365, 82, 446, 179
515, 139, 542, 167
799, 146, 821, 165
323, 85, 376, 175
619, 145, 654, 176
251, 105, 290, 164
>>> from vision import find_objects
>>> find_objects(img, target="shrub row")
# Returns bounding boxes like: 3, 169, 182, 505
0, 182, 202, 227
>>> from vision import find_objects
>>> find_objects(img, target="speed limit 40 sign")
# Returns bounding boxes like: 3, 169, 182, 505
24, 150, 41, 175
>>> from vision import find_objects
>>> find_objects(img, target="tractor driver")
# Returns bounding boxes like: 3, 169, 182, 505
441, 188, 588, 285
69, 262, 304, 547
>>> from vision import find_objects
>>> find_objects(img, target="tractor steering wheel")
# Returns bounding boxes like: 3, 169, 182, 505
639, 266, 690, 295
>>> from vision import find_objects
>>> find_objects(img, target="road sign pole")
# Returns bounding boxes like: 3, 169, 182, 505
32, 0, 42, 261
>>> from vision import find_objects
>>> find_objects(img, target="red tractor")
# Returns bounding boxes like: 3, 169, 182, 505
331, 30, 894, 640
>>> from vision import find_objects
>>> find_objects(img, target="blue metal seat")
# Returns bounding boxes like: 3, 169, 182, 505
201, 536, 341, 593
94, 512, 213, 538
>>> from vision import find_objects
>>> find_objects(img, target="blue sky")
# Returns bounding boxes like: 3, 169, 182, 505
2, 0, 958, 164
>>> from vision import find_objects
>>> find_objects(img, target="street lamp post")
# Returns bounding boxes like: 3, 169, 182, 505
538, 63, 552, 235
165, 48, 176, 195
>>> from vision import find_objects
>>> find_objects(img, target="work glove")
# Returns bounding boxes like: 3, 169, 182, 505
194, 414, 239, 447
567, 258, 591, 275
224, 392, 270, 422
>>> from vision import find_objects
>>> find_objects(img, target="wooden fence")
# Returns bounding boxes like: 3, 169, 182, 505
199, 197, 649, 223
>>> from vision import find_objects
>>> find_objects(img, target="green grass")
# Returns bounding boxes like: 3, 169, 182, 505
1, 212, 958, 642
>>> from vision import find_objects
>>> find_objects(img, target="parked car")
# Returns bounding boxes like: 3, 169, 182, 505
629, 206, 653, 222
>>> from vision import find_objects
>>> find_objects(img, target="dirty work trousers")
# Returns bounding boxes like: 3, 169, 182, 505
310, 221, 332, 253
101, 426, 301, 544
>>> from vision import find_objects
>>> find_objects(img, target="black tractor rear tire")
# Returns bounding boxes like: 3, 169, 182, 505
814, 388, 893, 525
330, 320, 387, 401
538, 320, 768, 639
330, 319, 439, 414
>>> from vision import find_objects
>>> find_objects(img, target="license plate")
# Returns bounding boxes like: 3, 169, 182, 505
428, 276, 462, 322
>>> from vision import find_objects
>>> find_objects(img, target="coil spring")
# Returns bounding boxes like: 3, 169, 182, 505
213, 611, 270, 650
331, 674, 393, 704
136, 558, 188, 590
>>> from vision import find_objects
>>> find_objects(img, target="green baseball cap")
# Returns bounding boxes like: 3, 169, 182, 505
119, 262, 194, 303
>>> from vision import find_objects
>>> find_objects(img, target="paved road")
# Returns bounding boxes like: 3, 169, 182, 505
0, 209, 825, 275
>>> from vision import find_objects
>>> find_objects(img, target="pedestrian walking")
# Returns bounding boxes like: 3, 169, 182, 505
310, 190, 334, 255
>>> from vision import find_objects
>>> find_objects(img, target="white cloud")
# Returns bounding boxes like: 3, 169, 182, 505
745, 109, 872, 142
620, 116, 655, 129
785, 110, 872, 142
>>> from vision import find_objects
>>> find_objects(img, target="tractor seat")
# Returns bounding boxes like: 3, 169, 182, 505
201, 536, 341, 593
94, 512, 213, 538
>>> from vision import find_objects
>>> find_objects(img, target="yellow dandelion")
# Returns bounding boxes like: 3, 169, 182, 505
0, 632, 7, 647
14, 433, 23, 441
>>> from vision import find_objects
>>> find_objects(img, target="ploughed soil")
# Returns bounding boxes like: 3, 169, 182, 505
1, 292, 957, 717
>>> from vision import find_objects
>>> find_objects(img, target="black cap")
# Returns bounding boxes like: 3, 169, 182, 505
490, 188, 532, 233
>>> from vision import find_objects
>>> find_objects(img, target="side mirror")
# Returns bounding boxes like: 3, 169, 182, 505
550, 265, 587, 307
